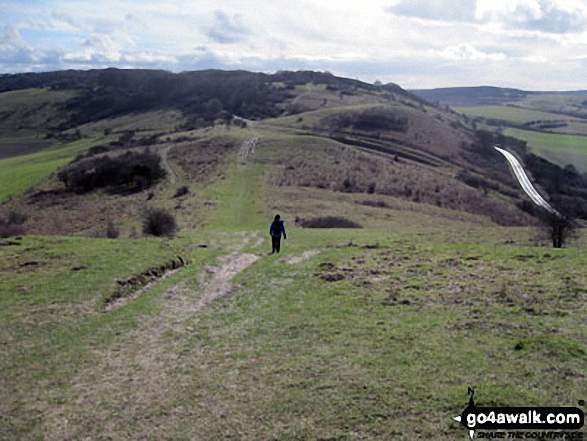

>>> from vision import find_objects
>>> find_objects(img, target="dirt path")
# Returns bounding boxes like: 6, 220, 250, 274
161, 145, 177, 184
284, 250, 320, 265
195, 252, 260, 312
237, 137, 258, 164
44, 234, 262, 439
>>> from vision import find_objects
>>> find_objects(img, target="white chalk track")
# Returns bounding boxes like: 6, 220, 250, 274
494, 146, 560, 217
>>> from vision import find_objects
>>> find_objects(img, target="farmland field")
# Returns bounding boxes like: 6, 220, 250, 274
453, 105, 583, 125
503, 128, 587, 172
0, 136, 115, 203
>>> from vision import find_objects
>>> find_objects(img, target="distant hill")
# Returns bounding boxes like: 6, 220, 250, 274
411, 86, 587, 107
2, 68, 587, 234
0, 69, 417, 130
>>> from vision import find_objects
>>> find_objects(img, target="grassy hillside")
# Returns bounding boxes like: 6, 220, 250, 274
416, 86, 587, 174
0, 136, 116, 204
2, 128, 585, 438
1, 70, 586, 439
453, 105, 586, 127
0, 88, 78, 138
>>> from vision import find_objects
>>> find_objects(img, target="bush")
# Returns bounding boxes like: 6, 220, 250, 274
59, 150, 166, 193
358, 200, 387, 208
174, 186, 189, 198
142, 207, 177, 237
7, 210, 28, 225
0, 210, 27, 238
0, 221, 25, 238
298, 216, 363, 228
106, 220, 120, 239
354, 108, 408, 132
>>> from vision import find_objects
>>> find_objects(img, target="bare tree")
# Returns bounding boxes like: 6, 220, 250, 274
541, 211, 579, 248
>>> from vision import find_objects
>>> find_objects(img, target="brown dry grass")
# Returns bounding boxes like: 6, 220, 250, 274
167, 137, 239, 185
261, 135, 532, 226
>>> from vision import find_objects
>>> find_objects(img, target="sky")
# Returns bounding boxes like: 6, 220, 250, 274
1, 0, 587, 90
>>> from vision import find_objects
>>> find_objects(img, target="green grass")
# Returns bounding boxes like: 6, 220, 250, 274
504, 128, 587, 172
5, 228, 583, 439
205, 162, 268, 231
517, 93, 587, 118
0, 234, 213, 440
68, 109, 187, 136
0, 136, 116, 203
454, 105, 582, 124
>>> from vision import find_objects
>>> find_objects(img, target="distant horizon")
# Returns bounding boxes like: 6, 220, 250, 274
1, 66, 587, 94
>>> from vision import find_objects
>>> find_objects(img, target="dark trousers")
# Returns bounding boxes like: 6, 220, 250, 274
272, 236, 281, 253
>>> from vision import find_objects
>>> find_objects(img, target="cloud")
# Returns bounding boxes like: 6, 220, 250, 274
206, 10, 250, 44
435, 44, 506, 61
0, 24, 35, 68
0, 24, 27, 50
387, 0, 478, 22
495, 0, 587, 34
176, 47, 228, 70
60, 34, 122, 63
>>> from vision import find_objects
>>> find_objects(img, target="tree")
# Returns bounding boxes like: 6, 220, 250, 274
541, 212, 579, 248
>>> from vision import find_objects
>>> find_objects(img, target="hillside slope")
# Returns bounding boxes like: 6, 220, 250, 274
1, 69, 586, 235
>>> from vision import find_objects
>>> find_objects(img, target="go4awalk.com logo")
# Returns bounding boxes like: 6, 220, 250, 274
453, 388, 585, 439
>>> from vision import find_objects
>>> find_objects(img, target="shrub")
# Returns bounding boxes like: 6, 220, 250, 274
142, 207, 177, 237
106, 220, 120, 239
358, 200, 387, 208
7, 210, 28, 225
354, 108, 408, 132
299, 216, 363, 228
0, 210, 27, 238
60, 150, 166, 193
174, 186, 189, 198
0, 221, 25, 238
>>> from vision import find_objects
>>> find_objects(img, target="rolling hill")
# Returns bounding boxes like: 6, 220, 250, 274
411, 86, 587, 175
2, 68, 586, 234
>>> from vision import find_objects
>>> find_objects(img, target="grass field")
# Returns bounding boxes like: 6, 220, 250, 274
0, 136, 116, 204
517, 94, 587, 119
453, 105, 583, 125
455, 100, 587, 173
67, 109, 187, 137
503, 128, 587, 172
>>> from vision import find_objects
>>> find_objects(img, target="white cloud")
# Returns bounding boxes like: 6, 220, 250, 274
206, 10, 250, 44
0, 24, 27, 50
387, 0, 478, 22
435, 44, 507, 61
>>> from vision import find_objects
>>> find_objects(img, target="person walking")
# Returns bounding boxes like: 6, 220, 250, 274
269, 214, 286, 254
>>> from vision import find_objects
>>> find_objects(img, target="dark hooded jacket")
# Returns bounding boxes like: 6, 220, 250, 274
270, 219, 286, 238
